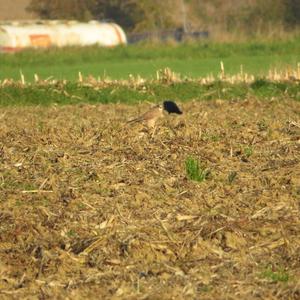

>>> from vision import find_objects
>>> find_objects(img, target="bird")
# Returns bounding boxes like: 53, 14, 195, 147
163, 100, 183, 115
127, 104, 164, 128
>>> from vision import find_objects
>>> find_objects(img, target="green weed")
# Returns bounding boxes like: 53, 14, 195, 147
197, 285, 212, 293
257, 119, 268, 131
185, 157, 210, 182
202, 133, 221, 142
244, 146, 253, 157
261, 266, 290, 283
228, 171, 238, 184
67, 229, 77, 238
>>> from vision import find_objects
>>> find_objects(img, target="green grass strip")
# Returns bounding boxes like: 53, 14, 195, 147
0, 80, 299, 106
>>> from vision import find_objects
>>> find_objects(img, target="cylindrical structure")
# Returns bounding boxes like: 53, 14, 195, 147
0, 20, 127, 52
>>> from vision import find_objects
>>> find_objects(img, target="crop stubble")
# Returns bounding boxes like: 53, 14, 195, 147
0, 98, 300, 299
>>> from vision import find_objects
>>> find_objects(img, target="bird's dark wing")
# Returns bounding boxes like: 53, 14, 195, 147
163, 100, 183, 114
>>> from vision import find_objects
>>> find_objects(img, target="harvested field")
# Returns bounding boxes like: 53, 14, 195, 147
0, 98, 300, 299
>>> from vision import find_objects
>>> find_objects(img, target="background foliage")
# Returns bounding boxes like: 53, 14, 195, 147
27, 0, 300, 33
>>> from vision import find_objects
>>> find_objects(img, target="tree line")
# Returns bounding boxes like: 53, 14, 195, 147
27, 0, 300, 33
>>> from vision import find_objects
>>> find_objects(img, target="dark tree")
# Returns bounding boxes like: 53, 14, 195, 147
27, 0, 300, 33
27, 0, 95, 21
27, 0, 176, 32
284, 0, 300, 26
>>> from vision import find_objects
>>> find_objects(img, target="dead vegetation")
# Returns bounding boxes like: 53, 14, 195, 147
0, 97, 300, 299
1, 63, 300, 88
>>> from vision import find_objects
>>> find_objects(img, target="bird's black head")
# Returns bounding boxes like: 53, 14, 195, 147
163, 100, 183, 114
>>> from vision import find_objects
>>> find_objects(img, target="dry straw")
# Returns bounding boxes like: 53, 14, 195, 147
0, 91, 299, 298
1, 63, 300, 87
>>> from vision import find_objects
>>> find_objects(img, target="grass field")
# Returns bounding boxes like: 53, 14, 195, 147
1, 39, 300, 81
1, 39, 300, 299
1, 79, 300, 106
